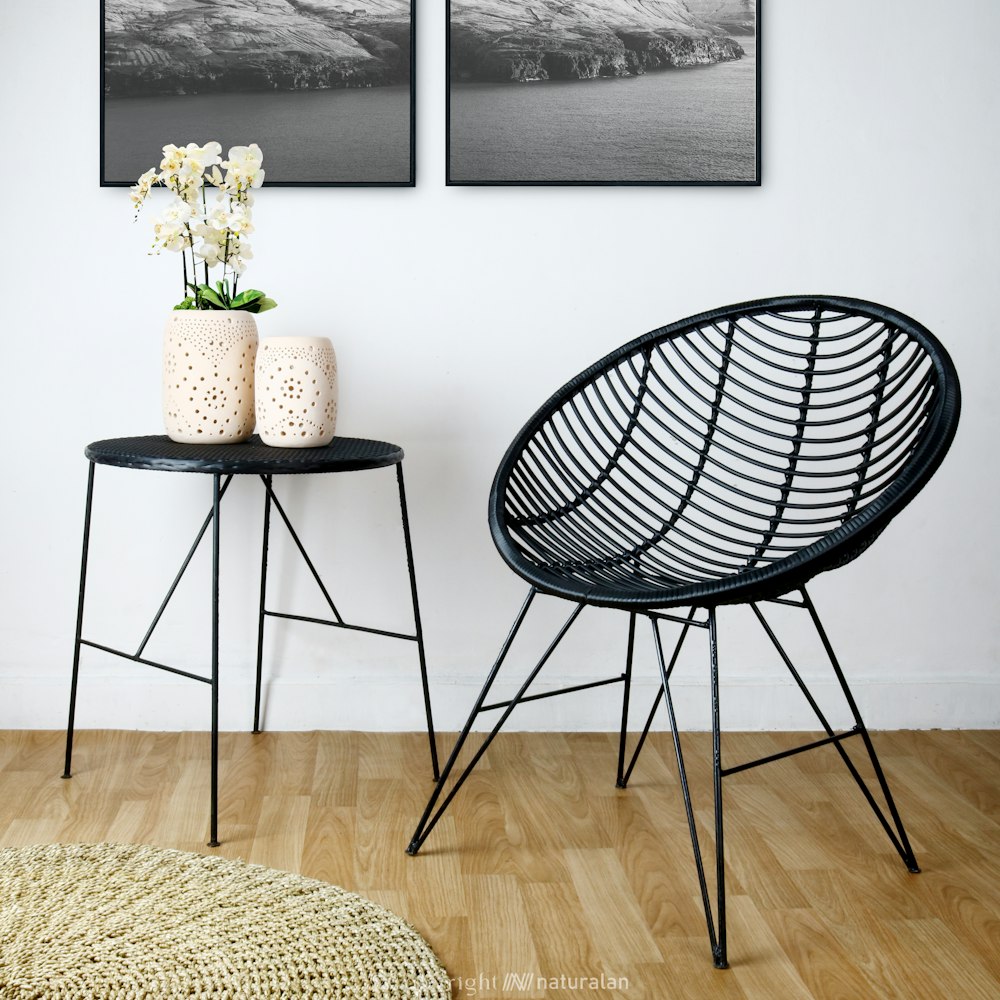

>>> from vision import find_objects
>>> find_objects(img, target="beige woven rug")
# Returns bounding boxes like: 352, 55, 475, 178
0, 842, 452, 999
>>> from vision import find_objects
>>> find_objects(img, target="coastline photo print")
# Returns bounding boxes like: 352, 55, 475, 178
447, 0, 759, 185
101, 0, 415, 187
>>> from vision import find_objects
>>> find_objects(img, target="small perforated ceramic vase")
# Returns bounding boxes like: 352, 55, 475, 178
255, 336, 338, 448
163, 311, 258, 443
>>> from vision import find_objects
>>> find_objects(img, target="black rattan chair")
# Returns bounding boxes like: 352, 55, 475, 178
407, 295, 961, 968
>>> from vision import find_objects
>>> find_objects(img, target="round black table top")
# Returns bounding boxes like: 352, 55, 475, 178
85, 435, 404, 475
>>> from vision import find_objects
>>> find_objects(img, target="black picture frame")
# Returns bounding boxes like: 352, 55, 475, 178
446, 0, 760, 187
101, 1, 416, 187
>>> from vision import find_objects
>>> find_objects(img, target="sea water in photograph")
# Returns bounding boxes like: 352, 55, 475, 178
449, 0, 758, 184
103, 0, 413, 185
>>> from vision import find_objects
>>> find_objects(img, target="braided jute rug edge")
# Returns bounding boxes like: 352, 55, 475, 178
0, 841, 452, 999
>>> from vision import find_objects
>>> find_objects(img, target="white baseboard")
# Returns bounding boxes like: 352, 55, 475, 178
4, 673, 998, 732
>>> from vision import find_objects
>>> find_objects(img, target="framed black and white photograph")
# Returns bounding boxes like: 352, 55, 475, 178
447, 0, 759, 185
101, 1, 415, 186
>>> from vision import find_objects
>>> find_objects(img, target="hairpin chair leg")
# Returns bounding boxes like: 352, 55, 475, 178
708, 609, 726, 968
407, 590, 586, 855
751, 592, 919, 873
407, 589, 537, 853
801, 588, 919, 873
616, 613, 636, 788
618, 607, 697, 789
652, 612, 728, 969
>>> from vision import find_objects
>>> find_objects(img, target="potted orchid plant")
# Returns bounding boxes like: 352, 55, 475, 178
133, 142, 275, 444
132, 142, 276, 313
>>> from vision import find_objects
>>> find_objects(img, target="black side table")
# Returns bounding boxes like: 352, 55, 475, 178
63, 435, 439, 846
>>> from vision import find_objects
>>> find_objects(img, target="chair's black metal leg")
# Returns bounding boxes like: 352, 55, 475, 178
801, 587, 919, 873
619, 608, 696, 789
751, 596, 918, 871
616, 612, 636, 788
253, 474, 272, 735
621, 689, 664, 789
407, 588, 537, 854
652, 615, 727, 969
408, 591, 586, 855
208, 473, 221, 848
396, 462, 439, 781
63, 461, 96, 780
708, 608, 727, 968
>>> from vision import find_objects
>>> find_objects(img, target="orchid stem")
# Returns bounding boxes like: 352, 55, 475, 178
201, 185, 210, 288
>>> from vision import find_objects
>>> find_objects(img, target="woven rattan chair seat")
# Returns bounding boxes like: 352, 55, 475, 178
489, 296, 960, 609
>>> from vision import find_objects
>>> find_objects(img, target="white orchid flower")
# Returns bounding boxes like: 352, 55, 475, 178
195, 241, 224, 267
192, 141, 223, 159
161, 197, 194, 226
150, 219, 189, 254
163, 232, 188, 253
160, 144, 183, 171
181, 142, 222, 175
130, 168, 159, 216
225, 234, 253, 274
148, 196, 195, 255
192, 222, 225, 246
203, 202, 231, 229
223, 144, 265, 191
226, 144, 264, 168
226, 203, 254, 235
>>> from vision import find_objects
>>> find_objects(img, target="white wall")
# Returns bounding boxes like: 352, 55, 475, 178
1, 0, 997, 735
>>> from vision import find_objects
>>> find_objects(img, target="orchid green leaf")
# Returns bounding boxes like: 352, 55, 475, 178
196, 285, 227, 309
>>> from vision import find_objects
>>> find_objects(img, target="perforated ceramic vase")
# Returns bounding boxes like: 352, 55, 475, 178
255, 336, 338, 448
163, 311, 258, 444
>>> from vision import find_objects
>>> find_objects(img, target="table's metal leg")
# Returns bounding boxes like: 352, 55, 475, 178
253, 474, 272, 734
63, 461, 96, 780
396, 462, 440, 781
135, 476, 234, 660
209, 473, 221, 847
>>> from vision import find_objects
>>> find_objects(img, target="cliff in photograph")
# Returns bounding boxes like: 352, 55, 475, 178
104, 0, 411, 97
683, 0, 756, 36
450, 0, 744, 84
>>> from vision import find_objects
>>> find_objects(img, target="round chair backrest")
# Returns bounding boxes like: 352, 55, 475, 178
489, 296, 961, 609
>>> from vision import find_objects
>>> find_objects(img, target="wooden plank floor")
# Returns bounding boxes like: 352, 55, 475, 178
1, 729, 998, 998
